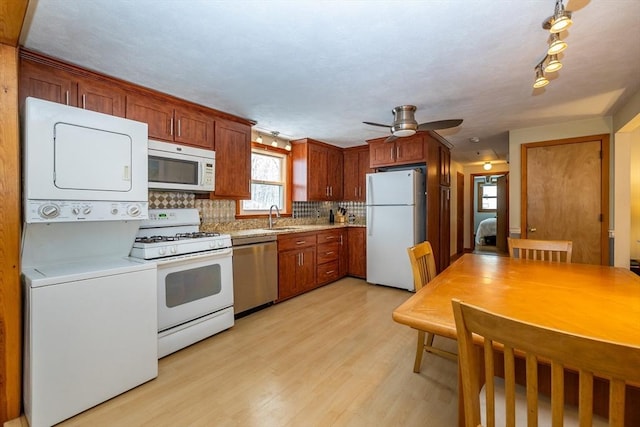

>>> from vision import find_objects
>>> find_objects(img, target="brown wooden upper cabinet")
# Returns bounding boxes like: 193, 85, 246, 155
20, 58, 126, 117
367, 134, 426, 168
213, 118, 252, 199
291, 138, 344, 201
439, 144, 451, 186
343, 145, 372, 201
126, 94, 215, 150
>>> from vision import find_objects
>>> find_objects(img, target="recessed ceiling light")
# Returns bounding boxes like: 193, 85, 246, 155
469, 137, 480, 143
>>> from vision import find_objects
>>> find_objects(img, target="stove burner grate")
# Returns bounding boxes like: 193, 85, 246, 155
135, 232, 221, 244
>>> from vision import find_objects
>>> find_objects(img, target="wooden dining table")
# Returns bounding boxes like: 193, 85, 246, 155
392, 253, 640, 425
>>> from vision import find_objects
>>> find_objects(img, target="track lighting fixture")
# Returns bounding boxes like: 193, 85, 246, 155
533, 0, 573, 89
547, 33, 567, 55
256, 134, 263, 144
533, 64, 549, 89
271, 131, 279, 147
285, 141, 292, 151
543, 0, 573, 33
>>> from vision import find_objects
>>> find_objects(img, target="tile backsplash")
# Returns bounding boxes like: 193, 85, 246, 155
149, 191, 366, 227
148, 191, 195, 209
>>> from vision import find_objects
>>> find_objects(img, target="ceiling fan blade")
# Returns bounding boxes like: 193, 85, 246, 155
384, 135, 397, 143
417, 119, 463, 131
363, 121, 391, 128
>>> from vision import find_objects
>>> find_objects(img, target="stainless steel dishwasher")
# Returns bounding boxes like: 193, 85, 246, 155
231, 234, 278, 315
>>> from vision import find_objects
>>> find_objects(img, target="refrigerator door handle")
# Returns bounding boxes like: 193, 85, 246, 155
367, 174, 373, 205
367, 206, 373, 236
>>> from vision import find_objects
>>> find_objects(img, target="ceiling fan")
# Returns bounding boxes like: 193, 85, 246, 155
363, 105, 463, 143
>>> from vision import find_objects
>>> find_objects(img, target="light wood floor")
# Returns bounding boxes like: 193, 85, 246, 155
9, 278, 459, 427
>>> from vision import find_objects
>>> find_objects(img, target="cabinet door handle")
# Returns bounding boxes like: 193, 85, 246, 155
82, 94, 86, 109
65, 90, 69, 106
178, 119, 181, 137
296, 241, 306, 245
300, 253, 304, 266
170, 117, 174, 136
325, 251, 334, 255
396, 146, 400, 159
330, 186, 333, 196
390, 147, 394, 160
325, 270, 335, 275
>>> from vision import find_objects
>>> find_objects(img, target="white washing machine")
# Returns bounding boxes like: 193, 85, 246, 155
22, 257, 157, 427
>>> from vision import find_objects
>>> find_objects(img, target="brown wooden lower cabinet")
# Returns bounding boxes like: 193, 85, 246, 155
347, 227, 366, 278
277, 233, 317, 301
277, 228, 358, 301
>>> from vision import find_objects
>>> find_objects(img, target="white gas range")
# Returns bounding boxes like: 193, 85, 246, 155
130, 209, 235, 358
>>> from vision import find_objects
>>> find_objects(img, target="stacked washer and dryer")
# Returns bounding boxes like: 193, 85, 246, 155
21, 98, 158, 427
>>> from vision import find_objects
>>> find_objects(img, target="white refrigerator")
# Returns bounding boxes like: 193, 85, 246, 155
366, 169, 426, 291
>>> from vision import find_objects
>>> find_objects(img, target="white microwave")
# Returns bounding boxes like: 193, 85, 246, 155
148, 140, 215, 193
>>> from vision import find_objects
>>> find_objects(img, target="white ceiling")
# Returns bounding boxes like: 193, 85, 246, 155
20, 0, 640, 165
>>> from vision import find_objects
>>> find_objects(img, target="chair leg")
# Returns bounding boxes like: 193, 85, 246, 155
426, 332, 435, 347
414, 330, 426, 373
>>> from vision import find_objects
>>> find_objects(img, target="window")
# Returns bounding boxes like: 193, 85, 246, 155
240, 145, 290, 215
478, 182, 497, 212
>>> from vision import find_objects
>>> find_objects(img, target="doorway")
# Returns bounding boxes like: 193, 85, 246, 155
470, 172, 509, 254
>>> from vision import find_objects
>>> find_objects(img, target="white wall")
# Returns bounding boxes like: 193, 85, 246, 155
614, 124, 640, 266
508, 117, 613, 235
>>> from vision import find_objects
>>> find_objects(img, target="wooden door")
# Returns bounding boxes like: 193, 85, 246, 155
348, 227, 366, 278
174, 107, 215, 149
456, 171, 464, 254
214, 119, 251, 198
439, 186, 451, 271
77, 77, 125, 117
20, 59, 77, 107
395, 136, 425, 164
308, 144, 328, 200
368, 139, 395, 167
522, 135, 609, 265
326, 147, 343, 200
496, 174, 509, 253
343, 150, 359, 200
126, 94, 174, 141
357, 149, 372, 201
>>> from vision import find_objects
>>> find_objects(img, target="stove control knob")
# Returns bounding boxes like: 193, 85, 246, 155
39, 204, 60, 219
72, 207, 81, 215
170, 246, 177, 254
158, 247, 166, 256
127, 205, 141, 217
209, 241, 216, 249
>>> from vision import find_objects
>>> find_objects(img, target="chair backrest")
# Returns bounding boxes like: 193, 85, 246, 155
407, 241, 437, 291
452, 299, 640, 427
507, 237, 573, 263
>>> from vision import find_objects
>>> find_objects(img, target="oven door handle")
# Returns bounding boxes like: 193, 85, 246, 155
152, 247, 233, 265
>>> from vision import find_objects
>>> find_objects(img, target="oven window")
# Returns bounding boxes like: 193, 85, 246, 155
165, 264, 222, 307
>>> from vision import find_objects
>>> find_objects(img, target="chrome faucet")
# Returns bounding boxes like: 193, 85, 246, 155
268, 205, 280, 229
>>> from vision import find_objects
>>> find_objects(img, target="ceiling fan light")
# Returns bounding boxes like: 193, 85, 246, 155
533, 66, 549, 88
545, 55, 563, 73
548, 34, 568, 55
392, 128, 417, 137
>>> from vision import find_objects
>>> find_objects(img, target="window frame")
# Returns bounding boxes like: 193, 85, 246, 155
477, 181, 497, 213
237, 142, 292, 218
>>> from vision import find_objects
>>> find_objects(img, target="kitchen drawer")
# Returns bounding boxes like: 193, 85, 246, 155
317, 242, 340, 264
277, 232, 317, 252
317, 260, 340, 284
316, 230, 343, 245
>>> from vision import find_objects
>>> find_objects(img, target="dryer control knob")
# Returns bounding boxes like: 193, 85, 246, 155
40, 204, 60, 219
128, 205, 141, 217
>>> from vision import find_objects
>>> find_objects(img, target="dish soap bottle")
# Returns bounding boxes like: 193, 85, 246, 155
329, 209, 335, 224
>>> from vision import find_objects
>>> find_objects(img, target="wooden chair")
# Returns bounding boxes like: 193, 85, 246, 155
452, 299, 640, 427
507, 237, 573, 263
406, 241, 457, 373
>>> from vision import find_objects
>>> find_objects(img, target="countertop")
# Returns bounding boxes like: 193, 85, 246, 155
209, 223, 365, 239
